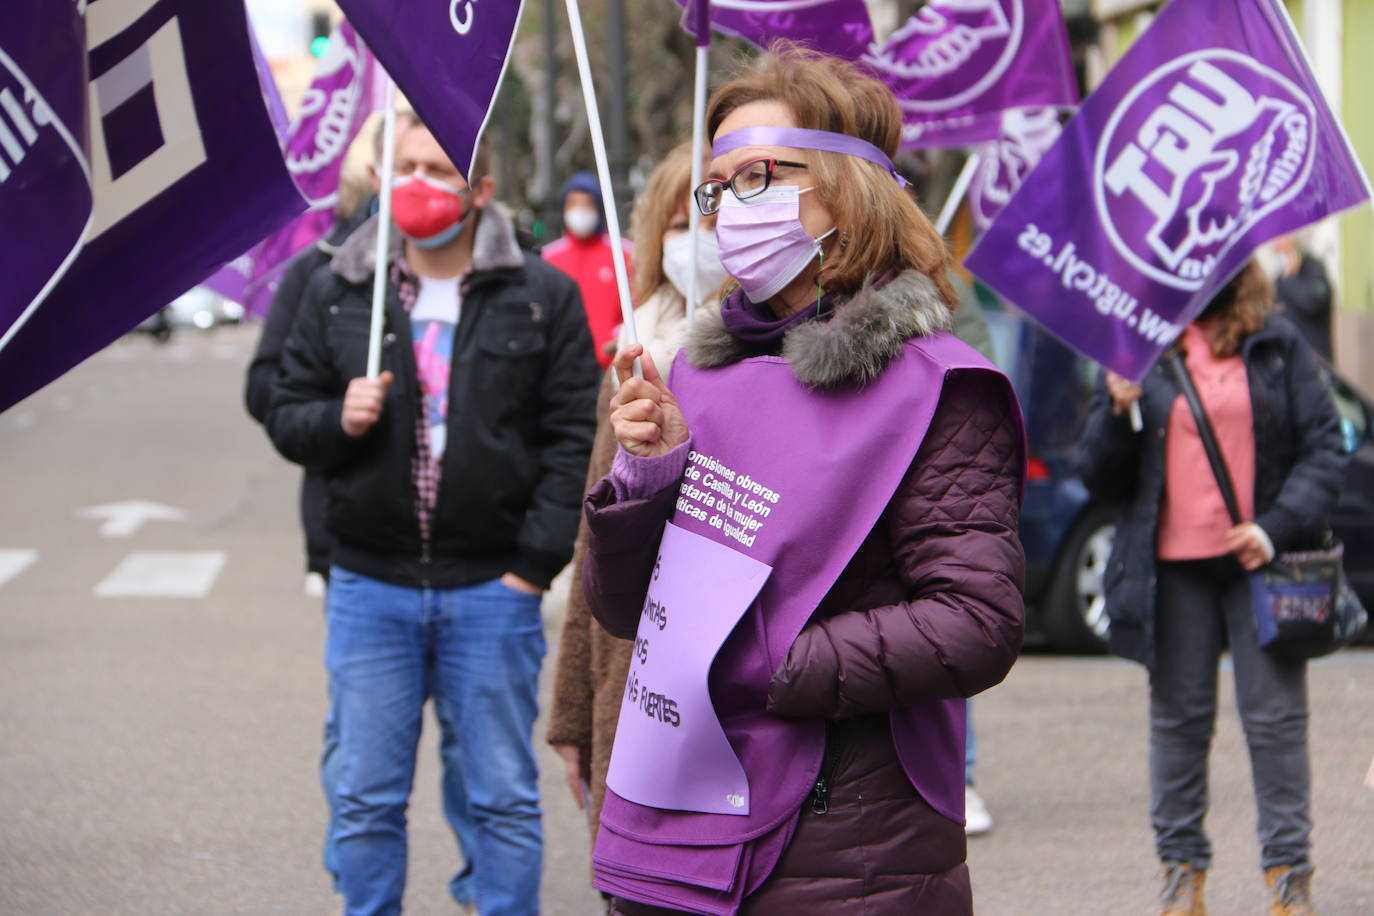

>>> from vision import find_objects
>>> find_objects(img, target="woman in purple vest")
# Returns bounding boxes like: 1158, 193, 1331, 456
580, 45, 1027, 914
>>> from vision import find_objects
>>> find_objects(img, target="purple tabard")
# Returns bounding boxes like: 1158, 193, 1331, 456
593, 332, 1014, 911
606, 522, 771, 816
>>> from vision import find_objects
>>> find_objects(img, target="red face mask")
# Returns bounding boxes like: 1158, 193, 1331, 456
391, 173, 469, 248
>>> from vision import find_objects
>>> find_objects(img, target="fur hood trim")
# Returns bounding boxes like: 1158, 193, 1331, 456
685, 270, 953, 389
332, 203, 525, 284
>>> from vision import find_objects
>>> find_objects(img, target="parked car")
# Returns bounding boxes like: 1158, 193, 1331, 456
133, 286, 242, 340
164, 285, 243, 329
982, 305, 1374, 653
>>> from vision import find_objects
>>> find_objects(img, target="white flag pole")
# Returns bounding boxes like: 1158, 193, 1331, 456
685, 44, 709, 331
366, 81, 398, 379
564, 0, 640, 361
934, 150, 981, 237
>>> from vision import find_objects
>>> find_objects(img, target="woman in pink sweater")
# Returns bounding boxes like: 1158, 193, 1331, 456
1080, 261, 1346, 916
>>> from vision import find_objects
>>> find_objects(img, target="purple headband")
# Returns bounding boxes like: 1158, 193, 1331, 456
711, 127, 908, 187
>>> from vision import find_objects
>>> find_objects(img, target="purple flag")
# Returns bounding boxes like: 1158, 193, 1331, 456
250, 27, 290, 141
201, 25, 293, 306
676, 0, 875, 62
336, 0, 522, 179
202, 253, 254, 304
862, 0, 1077, 149
234, 21, 386, 316
1, 4, 93, 358
964, 0, 1372, 382
967, 107, 1063, 233
0, 0, 306, 413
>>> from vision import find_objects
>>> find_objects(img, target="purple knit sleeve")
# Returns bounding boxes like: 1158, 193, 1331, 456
609, 440, 692, 502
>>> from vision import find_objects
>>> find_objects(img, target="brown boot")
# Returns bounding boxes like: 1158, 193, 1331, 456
1159, 861, 1207, 916
1266, 864, 1317, 915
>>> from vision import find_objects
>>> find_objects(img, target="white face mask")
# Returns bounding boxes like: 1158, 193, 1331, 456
661, 230, 731, 304
564, 206, 601, 239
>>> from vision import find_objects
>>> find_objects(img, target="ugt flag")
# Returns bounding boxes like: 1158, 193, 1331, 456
964, 0, 1372, 382
234, 21, 387, 317
862, 0, 1078, 150
0, 0, 306, 413
968, 107, 1063, 233
676, 0, 874, 62
336, 0, 522, 179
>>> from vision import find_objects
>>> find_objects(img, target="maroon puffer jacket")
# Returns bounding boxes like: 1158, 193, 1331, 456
584, 273, 1026, 914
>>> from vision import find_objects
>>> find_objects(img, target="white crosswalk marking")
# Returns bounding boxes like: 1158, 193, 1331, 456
94, 551, 226, 598
0, 550, 38, 589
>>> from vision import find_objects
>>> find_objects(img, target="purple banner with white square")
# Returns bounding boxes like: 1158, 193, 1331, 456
862, 0, 1077, 150
964, 0, 1372, 382
0, 0, 306, 413
336, 0, 522, 180
675, 0, 874, 62
0, 4, 93, 360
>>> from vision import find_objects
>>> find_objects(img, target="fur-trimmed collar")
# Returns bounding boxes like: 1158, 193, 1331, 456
685, 270, 953, 389
331, 202, 525, 284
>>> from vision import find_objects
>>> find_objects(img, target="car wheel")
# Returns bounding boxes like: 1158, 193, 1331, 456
1043, 505, 1116, 653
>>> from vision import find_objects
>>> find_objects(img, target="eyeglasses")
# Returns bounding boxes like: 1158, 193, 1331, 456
693, 158, 809, 215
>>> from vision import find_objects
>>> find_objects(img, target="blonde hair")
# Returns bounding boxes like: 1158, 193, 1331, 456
706, 43, 956, 307
630, 143, 696, 305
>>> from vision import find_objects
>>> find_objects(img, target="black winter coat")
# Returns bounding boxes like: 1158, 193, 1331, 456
244, 204, 544, 577
266, 206, 599, 589
1078, 315, 1346, 669
245, 211, 369, 575
1275, 254, 1333, 362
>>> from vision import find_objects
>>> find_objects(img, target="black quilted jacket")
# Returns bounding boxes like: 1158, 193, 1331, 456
1078, 314, 1346, 670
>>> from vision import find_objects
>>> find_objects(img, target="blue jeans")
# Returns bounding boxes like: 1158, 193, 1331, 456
327, 568, 546, 916
321, 667, 479, 904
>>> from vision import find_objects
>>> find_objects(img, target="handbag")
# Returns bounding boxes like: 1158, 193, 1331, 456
1167, 353, 1367, 660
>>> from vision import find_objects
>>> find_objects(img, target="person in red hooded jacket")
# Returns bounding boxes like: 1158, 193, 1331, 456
543, 172, 635, 367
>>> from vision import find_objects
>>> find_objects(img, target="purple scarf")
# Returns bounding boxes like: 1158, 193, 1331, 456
718, 271, 906, 346
717, 286, 835, 346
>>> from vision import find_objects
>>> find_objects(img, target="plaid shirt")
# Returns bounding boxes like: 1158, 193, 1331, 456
389, 257, 450, 548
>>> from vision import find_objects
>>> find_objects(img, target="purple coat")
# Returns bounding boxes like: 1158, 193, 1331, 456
583, 271, 1026, 913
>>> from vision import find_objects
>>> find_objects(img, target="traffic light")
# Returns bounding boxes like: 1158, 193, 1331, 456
309, 12, 331, 58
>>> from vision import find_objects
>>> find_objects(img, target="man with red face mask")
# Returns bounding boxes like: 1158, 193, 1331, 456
267, 117, 599, 916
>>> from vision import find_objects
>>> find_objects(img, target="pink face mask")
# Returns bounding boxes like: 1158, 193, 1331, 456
707, 126, 905, 304
715, 185, 835, 303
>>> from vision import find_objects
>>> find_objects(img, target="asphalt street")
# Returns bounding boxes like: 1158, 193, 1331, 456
1, 324, 1371, 915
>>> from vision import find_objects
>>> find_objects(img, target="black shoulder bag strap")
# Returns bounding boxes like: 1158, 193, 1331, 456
1167, 352, 1244, 527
